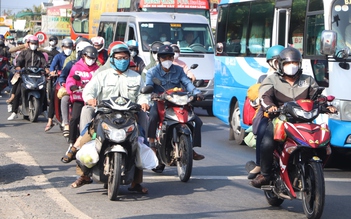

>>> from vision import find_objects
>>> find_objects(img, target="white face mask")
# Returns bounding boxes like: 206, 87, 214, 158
174, 53, 180, 59
49, 41, 56, 46
161, 60, 173, 69
160, 37, 166, 41
131, 51, 137, 57
64, 49, 72, 56
30, 44, 37, 50
283, 63, 299, 76
85, 57, 96, 66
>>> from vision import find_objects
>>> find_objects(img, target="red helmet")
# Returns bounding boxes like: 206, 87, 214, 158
107, 41, 124, 55
28, 35, 39, 44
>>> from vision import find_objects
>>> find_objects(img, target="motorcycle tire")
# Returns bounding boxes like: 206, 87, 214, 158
264, 190, 284, 207
107, 153, 122, 201
176, 134, 193, 182
302, 162, 325, 219
29, 96, 40, 122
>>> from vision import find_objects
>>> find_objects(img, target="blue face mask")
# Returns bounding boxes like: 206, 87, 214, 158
110, 58, 129, 72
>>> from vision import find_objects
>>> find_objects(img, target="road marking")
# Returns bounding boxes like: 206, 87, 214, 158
0, 132, 10, 138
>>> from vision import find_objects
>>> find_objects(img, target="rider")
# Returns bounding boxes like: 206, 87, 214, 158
90, 36, 108, 66
250, 47, 336, 188
7, 36, 47, 121
0, 35, 11, 59
44, 35, 61, 65
5, 36, 16, 62
126, 40, 145, 74
63, 43, 150, 193
146, 45, 205, 173
44, 38, 74, 132
170, 44, 196, 82
141, 41, 163, 81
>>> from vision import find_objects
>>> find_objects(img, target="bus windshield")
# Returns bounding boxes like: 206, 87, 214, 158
139, 22, 214, 54
332, 0, 351, 51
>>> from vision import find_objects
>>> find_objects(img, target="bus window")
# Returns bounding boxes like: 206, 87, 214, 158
115, 22, 127, 42
127, 26, 136, 41
98, 22, 116, 48
73, 0, 84, 9
305, 14, 324, 56
289, 0, 307, 54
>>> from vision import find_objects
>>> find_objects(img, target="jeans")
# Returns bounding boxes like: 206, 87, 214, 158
255, 117, 269, 166
260, 122, 277, 176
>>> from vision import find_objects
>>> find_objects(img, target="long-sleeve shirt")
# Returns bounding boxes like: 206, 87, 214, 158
82, 68, 149, 105
145, 64, 200, 94
66, 59, 99, 103
49, 52, 69, 72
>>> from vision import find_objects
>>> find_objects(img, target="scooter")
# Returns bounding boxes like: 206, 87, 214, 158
19, 67, 46, 122
258, 88, 335, 219
150, 78, 199, 182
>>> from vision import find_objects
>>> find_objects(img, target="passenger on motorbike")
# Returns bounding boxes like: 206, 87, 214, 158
62, 43, 150, 193
146, 45, 205, 173
63, 37, 91, 68
127, 40, 145, 75
90, 36, 108, 66
250, 47, 337, 188
44, 35, 61, 65
44, 38, 74, 132
170, 44, 196, 82
7, 36, 47, 121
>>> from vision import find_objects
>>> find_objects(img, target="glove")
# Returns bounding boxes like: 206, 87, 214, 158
196, 93, 204, 101
70, 85, 79, 91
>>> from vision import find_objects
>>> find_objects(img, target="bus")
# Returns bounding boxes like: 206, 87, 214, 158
213, 0, 351, 156
70, 0, 211, 40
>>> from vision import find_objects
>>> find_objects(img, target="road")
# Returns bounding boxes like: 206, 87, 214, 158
0, 100, 351, 219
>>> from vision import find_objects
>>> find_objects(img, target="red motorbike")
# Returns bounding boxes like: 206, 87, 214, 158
260, 88, 335, 219
0, 56, 9, 92
150, 78, 200, 182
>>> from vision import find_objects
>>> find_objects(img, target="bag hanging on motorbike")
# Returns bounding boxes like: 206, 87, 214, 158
135, 137, 159, 170
57, 86, 68, 99
76, 140, 99, 168
272, 117, 287, 142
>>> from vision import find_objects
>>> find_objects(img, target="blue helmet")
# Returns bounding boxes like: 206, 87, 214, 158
266, 45, 285, 62
126, 40, 138, 51
109, 43, 130, 57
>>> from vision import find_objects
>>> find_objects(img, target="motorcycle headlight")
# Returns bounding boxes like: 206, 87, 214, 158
102, 122, 126, 143
39, 84, 44, 89
330, 99, 351, 121
293, 107, 318, 119
166, 94, 189, 105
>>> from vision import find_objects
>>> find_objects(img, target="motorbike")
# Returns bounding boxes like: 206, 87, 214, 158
90, 95, 145, 201
259, 88, 335, 219
0, 56, 9, 93
19, 67, 46, 122
150, 77, 199, 182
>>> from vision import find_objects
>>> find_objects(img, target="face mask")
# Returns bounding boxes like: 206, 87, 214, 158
142, 35, 148, 41
30, 44, 37, 50
283, 63, 299, 76
9, 40, 14, 44
85, 57, 96, 66
152, 53, 158, 61
131, 51, 137, 57
161, 60, 173, 69
160, 37, 166, 41
111, 58, 129, 72
174, 53, 180, 59
64, 49, 72, 56
49, 41, 56, 46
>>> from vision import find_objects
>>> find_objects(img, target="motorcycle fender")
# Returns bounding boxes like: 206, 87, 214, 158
104, 144, 128, 155
173, 124, 191, 142
27, 91, 41, 100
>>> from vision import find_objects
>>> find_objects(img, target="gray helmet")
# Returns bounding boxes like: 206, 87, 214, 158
61, 38, 73, 48
151, 41, 164, 53
82, 46, 98, 59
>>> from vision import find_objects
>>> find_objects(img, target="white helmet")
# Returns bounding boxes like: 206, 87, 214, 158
90, 36, 105, 52
75, 41, 92, 59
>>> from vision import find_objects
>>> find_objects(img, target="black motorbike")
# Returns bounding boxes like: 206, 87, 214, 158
19, 67, 46, 122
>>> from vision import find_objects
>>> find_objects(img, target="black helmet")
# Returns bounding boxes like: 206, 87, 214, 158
61, 38, 73, 48
75, 36, 92, 46
151, 41, 164, 53
157, 44, 174, 57
278, 47, 302, 76
82, 46, 98, 59
49, 36, 58, 45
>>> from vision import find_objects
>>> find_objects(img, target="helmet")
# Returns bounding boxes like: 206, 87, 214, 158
75, 36, 91, 46
108, 41, 124, 55
76, 41, 92, 53
91, 36, 105, 52
17, 38, 24, 45
6, 36, 14, 40
61, 38, 73, 48
49, 35, 58, 45
0, 34, 4, 46
126, 40, 138, 50
109, 43, 130, 57
28, 35, 39, 44
277, 47, 302, 76
23, 34, 33, 44
151, 41, 163, 53
266, 45, 285, 62
157, 44, 174, 57
170, 44, 180, 53
82, 46, 98, 59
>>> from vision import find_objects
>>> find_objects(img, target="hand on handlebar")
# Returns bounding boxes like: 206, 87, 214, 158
267, 106, 278, 113
196, 93, 204, 101
326, 105, 338, 114
87, 99, 97, 107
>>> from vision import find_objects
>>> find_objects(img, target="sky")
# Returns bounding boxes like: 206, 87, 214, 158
2, 0, 45, 14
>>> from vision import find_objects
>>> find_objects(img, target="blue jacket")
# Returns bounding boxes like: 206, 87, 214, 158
146, 64, 200, 94
49, 52, 69, 72
58, 59, 79, 86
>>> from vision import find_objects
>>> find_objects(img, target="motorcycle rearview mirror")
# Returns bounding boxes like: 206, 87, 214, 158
73, 75, 81, 81
311, 87, 324, 100
327, 95, 335, 102
194, 79, 204, 87
190, 64, 198, 70
140, 85, 154, 94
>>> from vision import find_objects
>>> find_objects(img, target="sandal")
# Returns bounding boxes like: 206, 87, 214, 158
63, 129, 69, 137
61, 145, 77, 163
128, 184, 148, 194
70, 176, 93, 188
44, 123, 55, 132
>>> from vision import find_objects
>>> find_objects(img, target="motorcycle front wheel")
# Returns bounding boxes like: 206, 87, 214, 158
29, 96, 40, 122
302, 162, 325, 219
176, 134, 193, 182
107, 153, 122, 201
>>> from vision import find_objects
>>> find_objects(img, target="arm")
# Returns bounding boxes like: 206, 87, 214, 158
49, 54, 60, 72
65, 66, 79, 95
179, 68, 200, 95
259, 76, 276, 111
58, 61, 72, 86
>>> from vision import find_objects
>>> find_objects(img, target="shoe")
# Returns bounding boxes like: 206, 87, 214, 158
61, 144, 77, 163
70, 176, 92, 188
7, 112, 18, 121
7, 104, 12, 113
44, 123, 55, 132
247, 166, 261, 179
193, 150, 205, 160
152, 164, 165, 173
250, 174, 270, 188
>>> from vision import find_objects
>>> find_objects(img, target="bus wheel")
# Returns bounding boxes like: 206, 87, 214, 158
229, 102, 245, 145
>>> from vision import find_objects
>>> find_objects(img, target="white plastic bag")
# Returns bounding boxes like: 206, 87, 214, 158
135, 137, 159, 169
76, 140, 99, 168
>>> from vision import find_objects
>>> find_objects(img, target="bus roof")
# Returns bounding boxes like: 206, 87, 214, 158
100, 12, 209, 24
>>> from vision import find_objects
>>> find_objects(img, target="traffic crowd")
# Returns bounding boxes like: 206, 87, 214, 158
0, 33, 205, 192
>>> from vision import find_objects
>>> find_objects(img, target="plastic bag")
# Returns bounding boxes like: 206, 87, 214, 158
57, 86, 68, 99
272, 117, 287, 142
76, 140, 99, 168
135, 137, 158, 169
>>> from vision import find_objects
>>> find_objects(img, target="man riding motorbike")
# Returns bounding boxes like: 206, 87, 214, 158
250, 47, 337, 188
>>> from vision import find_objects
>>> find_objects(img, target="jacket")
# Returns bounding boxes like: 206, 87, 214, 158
15, 48, 47, 69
